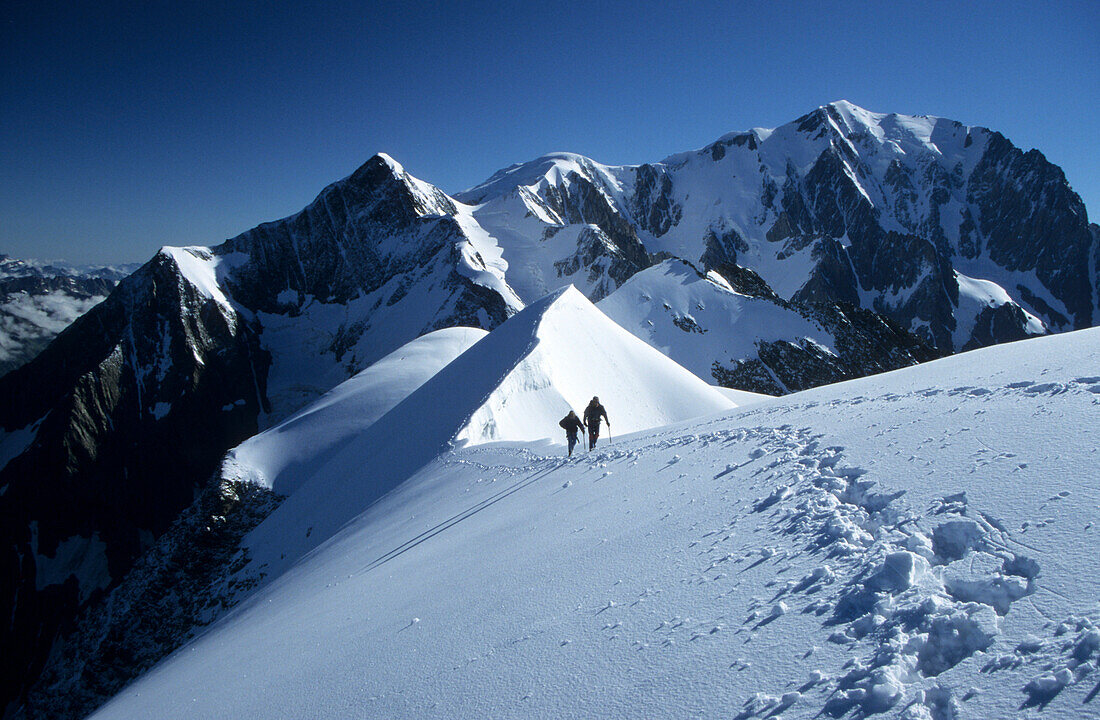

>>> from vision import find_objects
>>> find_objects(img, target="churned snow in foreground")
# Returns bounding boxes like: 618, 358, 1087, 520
93, 328, 1100, 720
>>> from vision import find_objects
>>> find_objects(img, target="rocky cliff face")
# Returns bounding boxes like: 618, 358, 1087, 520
0, 251, 270, 715
472, 102, 1096, 353
17, 475, 281, 720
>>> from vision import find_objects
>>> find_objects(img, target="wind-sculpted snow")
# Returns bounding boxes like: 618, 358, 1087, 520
90, 327, 1100, 720
453, 285, 734, 446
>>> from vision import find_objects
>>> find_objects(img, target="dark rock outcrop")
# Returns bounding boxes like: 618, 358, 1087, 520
19, 476, 282, 720
705, 264, 942, 395
0, 252, 270, 715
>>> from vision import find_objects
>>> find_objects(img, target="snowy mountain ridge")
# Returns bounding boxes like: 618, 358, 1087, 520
85, 322, 1100, 720
457, 100, 1096, 353
237, 285, 735, 581
2, 101, 1096, 716
599, 258, 938, 394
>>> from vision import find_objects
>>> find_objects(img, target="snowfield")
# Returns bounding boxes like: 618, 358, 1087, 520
91, 323, 1100, 719
598, 258, 834, 381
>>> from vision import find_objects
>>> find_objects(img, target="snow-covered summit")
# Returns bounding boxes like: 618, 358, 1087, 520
456, 152, 621, 207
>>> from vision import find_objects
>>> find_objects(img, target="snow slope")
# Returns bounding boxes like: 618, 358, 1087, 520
221, 326, 488, 493
92, 326, 1100, 720
598, 258, 832, 380
452, 284, 736, 447
232, 285, 734, 582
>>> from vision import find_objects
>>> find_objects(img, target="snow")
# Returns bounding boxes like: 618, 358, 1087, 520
90, 315, 1100, 719
0, 416, 42, 473
453, 156, 637, 305
457, 152, 620, 206
954, 270, 1047, 346
712, 385, 773, 406
30, 524, 111, 603
233, 285, 734, 580
459, 193, 608, 304
451, 207, 523, 310
450, 101, 1038, 324
222, 326, 487, 494
157, 247, 233, 310
452, 285, 735, 447
252, 246, 515, 426
598, 258, 834, 380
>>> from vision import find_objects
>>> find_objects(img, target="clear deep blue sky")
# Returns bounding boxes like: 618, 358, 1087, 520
2, 0, 1097, 264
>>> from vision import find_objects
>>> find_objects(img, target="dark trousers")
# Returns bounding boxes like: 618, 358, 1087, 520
588, 426, 600, 449
567, 433, 579, 455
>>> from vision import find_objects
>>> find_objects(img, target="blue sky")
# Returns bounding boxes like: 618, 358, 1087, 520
2, 0, 1097, 264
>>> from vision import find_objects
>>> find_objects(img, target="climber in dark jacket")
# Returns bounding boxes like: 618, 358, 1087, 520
583, 396, 610, 450
559, 410, 586, 457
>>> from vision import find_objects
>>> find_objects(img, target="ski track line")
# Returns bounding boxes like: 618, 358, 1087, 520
357, 459, 566, 575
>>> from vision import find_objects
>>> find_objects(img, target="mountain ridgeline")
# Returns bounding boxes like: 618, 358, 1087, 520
1, 102, 1096, 717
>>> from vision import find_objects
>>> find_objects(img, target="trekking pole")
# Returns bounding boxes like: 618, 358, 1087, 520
608, 425, 612, 444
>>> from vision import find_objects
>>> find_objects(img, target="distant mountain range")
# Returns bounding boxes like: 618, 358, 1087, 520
0, 255, 139, 377
1, 101, 1096, 717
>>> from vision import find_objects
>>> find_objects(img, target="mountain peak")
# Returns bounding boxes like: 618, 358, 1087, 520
337, 152, 456, 220
455, 152, 606, 205
347, 152, 410, 188
825, 99, 873, 116
372, 151, 403, 172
